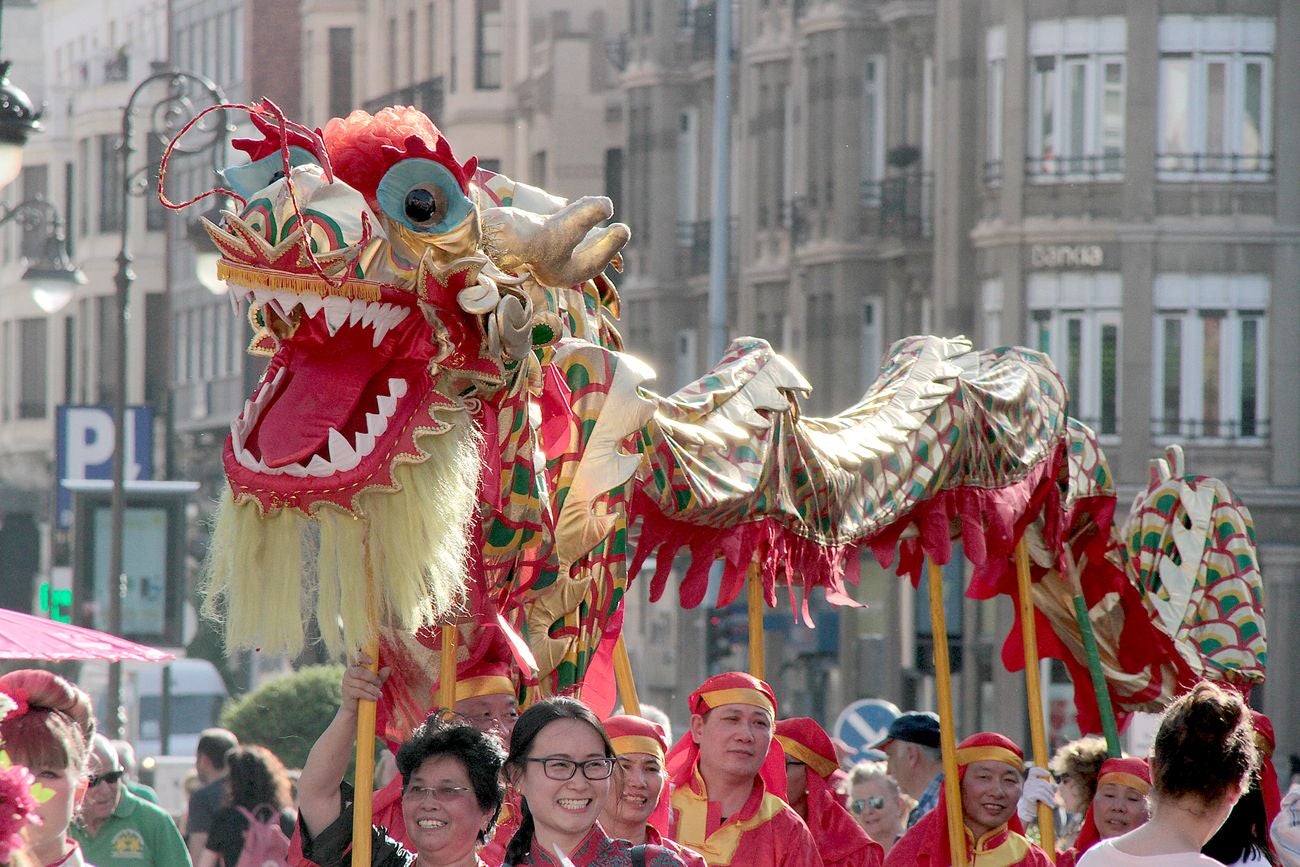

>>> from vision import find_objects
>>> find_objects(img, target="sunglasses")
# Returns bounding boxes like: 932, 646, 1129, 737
87, 770, 125, 788
850, 795, 887, 814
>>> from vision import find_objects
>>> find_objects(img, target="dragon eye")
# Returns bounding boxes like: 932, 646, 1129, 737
404, 185, 448, 227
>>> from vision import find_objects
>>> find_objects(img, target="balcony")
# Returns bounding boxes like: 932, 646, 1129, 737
363, 76, 445, 121
1151, 417, 1269, 442
1025, 153, 1124, 183
860, 172, 933, 240
1156, 152, 1273, 181
675, 217, 737, 277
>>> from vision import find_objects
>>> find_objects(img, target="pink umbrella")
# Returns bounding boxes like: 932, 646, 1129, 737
0, 608, 174, 662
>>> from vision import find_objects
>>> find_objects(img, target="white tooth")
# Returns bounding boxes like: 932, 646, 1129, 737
348, 298, 366, 326
323, 296, 351, 335
328, 428, 357, 468
377, 394, 397, 417
306, 455, 334, 476
388, 378, 408, 398
392, 306, 410, 325
365, 412, 388, 437
237, 447, 259, 470
354, 430, 375, 458
231, 419, 248, 448
298, 293, 326, 319
283, 461, 308, 477
371, 321, 389, 348
275, 291, 300, 316
229, 288, 241, 316
242, 399, 254, 420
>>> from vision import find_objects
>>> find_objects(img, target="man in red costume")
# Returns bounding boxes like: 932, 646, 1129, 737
882, 732, 1052, 867
666, 671, 824, 866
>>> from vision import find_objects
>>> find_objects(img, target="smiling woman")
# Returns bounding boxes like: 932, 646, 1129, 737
501, 699, 689, 866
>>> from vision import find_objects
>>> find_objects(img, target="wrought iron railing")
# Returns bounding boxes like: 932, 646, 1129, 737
1150, 416, 1269, 440
1025, 153, 1125, 180
1155, 152, 1274, 176
860, 172, 932, 239
363, 76, 445, 120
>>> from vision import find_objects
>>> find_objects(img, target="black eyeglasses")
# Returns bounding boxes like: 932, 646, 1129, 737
87, 770, 125, 788
850, 795, 887, 814
526, 756, 616, 781
402, 784, 473, 804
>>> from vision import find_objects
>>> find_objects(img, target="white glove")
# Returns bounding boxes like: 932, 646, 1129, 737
1272, 783, 1300, 867
1017, 764, 1058, 826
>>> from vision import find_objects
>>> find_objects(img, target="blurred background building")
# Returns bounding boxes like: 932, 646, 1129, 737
0, 0, 1294, 763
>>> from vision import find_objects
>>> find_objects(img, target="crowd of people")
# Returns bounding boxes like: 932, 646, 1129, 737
1, 662, 1299, 867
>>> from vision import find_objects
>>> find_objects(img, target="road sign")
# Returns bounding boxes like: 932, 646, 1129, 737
55, 405, 153, 528
833, 697, 901, 761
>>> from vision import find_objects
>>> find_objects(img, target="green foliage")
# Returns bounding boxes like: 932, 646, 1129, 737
218, 664, 345, 771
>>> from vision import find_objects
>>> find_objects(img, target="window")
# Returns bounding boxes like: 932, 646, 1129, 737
1027, 18, 1126, 180
860, 299, 882, 386
99, 134, 124, 233
863, 55, 886, 193
1157, 16, 1273, 178
475, 0, 502, 90
985, 29, 1004, 185
327, 28, 354, 120
1153, 274, 1267, 441
981, 279, 1003, 347
677, 108, 699, 227
1027, 272, 1121, 436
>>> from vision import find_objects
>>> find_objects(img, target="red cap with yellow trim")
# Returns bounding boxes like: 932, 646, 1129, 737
687, 671, 778, 718
774, 717, 840, 781
605, 714, 669, 763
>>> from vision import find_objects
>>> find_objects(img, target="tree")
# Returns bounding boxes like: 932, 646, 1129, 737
219, 664, 349, 771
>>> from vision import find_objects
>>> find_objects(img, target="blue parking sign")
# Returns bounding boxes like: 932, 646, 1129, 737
833, 698, 901, 761
56, 405, 153, 528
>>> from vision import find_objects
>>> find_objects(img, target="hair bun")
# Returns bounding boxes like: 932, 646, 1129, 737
0, 669, 96, 742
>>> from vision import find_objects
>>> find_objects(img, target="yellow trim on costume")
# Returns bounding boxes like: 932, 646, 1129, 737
955, 745, 1023, 771
611, 735, 665, 762
774, 736, 838, 779
670, 769, 786, 866
454, 675, 515, 702
967, 825, 1034, 867
1255, 730, 1274, 756
1099, 771, 1150, 795
217, 260, 383, 302
698, 687, 774, 716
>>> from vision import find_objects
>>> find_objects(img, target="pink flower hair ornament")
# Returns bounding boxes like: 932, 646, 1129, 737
0, 689, 28, 722
0, 751, 49, 862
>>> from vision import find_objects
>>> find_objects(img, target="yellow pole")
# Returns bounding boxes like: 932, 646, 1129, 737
352, 638, 379, 865
747, 567, 765, 680
438, 623, 458, 711
928, 558, 967, 867
1016, 539, 1056, 860
612, 635, 641, 716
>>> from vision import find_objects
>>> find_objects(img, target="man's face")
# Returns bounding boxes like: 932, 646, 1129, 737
690, 703, 773, 784
81, 742, 125, 826
882, 741, 921, 796
454, 693, 519, 739
960, 760, 1022, 839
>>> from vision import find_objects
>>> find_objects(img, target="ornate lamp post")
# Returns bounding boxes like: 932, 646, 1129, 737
0, 197, 85, 311
106, 66, 226, 738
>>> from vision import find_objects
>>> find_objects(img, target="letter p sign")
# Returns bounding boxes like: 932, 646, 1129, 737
56, 405, 154, 528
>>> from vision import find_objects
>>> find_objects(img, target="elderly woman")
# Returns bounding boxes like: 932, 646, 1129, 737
1057, 757, 1151, 866
846, 762, 913, 856
297, 658, 506, 867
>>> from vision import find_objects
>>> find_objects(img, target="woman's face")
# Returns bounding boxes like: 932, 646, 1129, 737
22, 759, 83, 853
1092, 782, 1149, 838
1057, 772, 1087, 813
601, 752, 665, 831
851, 778, 906, 842
515, 718, 612, 852
400, 754, 493, 865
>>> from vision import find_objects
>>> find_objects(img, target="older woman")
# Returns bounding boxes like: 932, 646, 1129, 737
846, 762, 912, 856
1057, 757, 1150, 866
297, 659, 506, 867
0, 669, 97, 867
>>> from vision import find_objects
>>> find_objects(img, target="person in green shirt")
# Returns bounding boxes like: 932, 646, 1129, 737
72, 735, 192, 866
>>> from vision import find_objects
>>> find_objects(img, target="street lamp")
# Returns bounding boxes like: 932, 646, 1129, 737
0, 60, 41, 190
0, 197, 86, 312
106, 65, 226, 739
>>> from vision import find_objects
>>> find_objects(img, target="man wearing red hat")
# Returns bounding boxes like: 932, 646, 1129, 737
602, 714, 708, 866
776, 718, 884, 867
665, 672, 823, 866
882, 732, 1052, 867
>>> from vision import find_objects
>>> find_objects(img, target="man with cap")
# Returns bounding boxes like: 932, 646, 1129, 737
871, 711, 944, 828
776, 718, 884, 867
882, 732, 1052, 867
603, 713, 708, 866
665, 672, 824, 866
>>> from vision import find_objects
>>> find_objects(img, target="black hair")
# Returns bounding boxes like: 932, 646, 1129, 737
197, 728, 239, 770
394, 712, 506, 843
227, 744, 292, 811
501, 698, 614, 865
1151, 681, 1257, 806
1201, 783, 1280, 866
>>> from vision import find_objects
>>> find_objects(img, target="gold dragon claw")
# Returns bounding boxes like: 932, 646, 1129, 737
480, 196, 630, 288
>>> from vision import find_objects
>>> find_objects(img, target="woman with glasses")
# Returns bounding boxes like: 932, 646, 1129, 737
197, 745, 295, 867
501, 698, 689, 865
297, 658, 506, 866
0, 669, 97, 867
846, 763, 913, 857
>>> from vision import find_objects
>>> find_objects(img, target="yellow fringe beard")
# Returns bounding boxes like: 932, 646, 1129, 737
201, 422, 482, 658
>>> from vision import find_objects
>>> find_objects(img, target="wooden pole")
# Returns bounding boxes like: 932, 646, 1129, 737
352, 638, 379, 865
747, 567, 765, 679
439, 623, 458, 712
612, 635, 641, 716
928, 558, 967, 867
1016, 540, 1056, 860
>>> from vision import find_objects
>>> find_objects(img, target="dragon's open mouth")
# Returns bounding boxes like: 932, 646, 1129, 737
228, 284, 431, 479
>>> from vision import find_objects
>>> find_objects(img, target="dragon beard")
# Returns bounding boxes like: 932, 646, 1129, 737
201, 420, 482, 656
